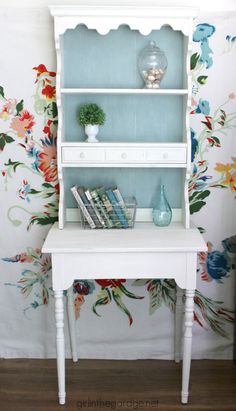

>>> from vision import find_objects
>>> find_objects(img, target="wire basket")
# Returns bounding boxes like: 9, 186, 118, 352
79, 196, 137, 229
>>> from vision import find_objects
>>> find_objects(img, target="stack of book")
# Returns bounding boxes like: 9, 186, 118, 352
71, 185, 137, 229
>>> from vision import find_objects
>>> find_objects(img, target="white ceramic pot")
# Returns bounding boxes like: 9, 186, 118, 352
85, 124, 99, 143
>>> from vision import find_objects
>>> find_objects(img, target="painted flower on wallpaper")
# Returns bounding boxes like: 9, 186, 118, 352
93, 279, 144, 325
193, 23, 215, 69
25, 140, 41, 172
74, 280, 95, 295
221, 171, 236, 193
189, 161, 211, 214
132, 279, 176, 314
199, 242, 231, 283
194, 290, 234, 338
0, 98, 17, 121
43, 119, 57, 138
33, 65, 58, 119
18, 179, 31, 202
33, 64, 56, 83
215, 159, 236, 193
73, 280, 95, 319
96, 279, 126, 288
191, 99, 210, 115
3, 247, 52, 313
38, 136, 57, 183
42, 84, 56, 101
191, 129, 198, 162
224, 35, 236, 53
229, 92, 236, 100
10, 110, 35, 139
2, 248, 41, 264
191, 23, 215, 95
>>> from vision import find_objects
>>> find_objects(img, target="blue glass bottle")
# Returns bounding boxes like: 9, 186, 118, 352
152, 184, 172, 227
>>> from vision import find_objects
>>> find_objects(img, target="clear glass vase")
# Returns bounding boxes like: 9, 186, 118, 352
152, 184, 172, 227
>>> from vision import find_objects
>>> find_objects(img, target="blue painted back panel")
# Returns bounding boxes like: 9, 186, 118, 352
63, 25, 184, 88
65, 168, 183, 209
63, 94, 183, 142
63, 25, 184, 210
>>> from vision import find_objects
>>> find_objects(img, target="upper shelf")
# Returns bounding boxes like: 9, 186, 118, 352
62, 25, 187, 89
61, 88, 189, 95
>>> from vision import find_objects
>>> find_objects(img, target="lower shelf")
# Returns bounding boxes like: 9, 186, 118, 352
66, 207, 183, 224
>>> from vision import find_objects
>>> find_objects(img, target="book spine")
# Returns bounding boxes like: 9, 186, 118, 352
85, 189, 106, 228
105, 189, 129, 228
112, 187, 133, 227
77, 186, 102, 228
90, 189, 114, 228
70, 186, 96, 229
97, 187, 121, 228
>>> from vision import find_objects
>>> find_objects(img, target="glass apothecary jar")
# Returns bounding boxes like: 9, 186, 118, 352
138, 40, 168, 89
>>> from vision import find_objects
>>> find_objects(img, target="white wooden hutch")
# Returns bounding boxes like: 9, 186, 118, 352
42, 3, 206, 406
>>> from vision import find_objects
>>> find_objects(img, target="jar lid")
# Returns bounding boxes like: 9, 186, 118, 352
143, 40, 163, 54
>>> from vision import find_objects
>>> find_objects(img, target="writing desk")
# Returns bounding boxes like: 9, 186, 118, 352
42, 221, 207, 405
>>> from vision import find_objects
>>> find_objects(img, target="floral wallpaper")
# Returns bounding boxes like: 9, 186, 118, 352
0, 10, 235, 359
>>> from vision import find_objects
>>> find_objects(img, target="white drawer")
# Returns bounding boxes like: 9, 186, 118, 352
62, 147, 105, 163
106, 149, 144, 162
145, 147, 186, 163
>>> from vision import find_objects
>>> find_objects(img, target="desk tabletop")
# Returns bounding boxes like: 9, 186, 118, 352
42, 222, 207, 254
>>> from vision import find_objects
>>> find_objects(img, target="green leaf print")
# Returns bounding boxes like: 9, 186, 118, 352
4, 159, 24, 172
111, 287, 133, 325
0, 133, 15, 151
92, 288, 112, 317
189, 190, 210, 203
191, 52, 200, 70
46, 102, 58, 119
197, 75, 208, 84
190, 200, 207, 214
0, 86, 4, 97
15, 99, 24, 115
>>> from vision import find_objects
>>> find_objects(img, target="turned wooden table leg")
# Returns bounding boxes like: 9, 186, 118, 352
67, 285, 78, 363
175, 285, 183, 363
181, 289, 195, 404
55, 290, 66, 405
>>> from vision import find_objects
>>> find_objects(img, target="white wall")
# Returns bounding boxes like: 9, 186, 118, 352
1, 0, 236, 11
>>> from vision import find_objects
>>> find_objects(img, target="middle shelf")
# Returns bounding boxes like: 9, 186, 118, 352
60, 142, 188, 168
62, 93, 186, 143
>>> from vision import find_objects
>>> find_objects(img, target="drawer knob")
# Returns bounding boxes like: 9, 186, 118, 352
79, 152, 85, 159
121, 152, 127, 159
163, 152, 168, 159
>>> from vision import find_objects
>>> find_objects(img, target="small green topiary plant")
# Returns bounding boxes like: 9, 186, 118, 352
77, 103, 106, 126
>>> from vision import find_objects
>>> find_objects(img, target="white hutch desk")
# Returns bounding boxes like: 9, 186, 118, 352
44, 3, 206, 405
42, 221, 206, 405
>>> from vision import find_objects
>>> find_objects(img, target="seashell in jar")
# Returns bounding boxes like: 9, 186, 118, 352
142, 70, 148, 79
149, 68, 157, 75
